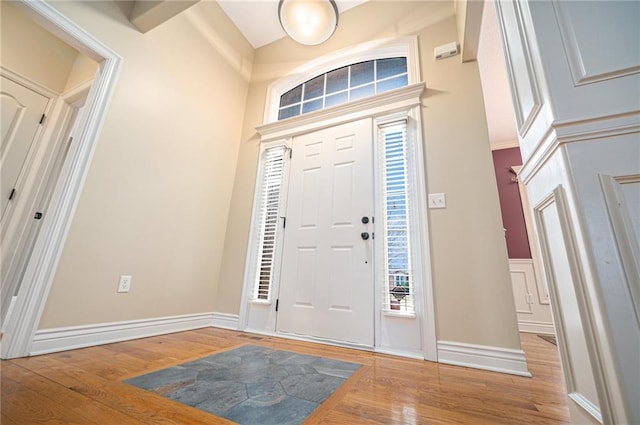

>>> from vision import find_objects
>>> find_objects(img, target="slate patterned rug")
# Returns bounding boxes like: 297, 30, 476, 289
125, 345, 361, 425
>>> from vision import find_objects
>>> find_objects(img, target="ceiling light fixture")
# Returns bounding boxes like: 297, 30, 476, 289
278, 0, 339, 46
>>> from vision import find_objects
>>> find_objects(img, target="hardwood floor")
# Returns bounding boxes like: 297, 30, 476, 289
1, 329, 570, 424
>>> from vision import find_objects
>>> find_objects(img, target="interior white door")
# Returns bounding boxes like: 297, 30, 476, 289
276, 118, 374, 346
1, 76, 49, 220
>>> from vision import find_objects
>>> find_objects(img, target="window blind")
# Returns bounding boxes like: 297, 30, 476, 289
380, 123, 415, 313
253, 146, 287, 300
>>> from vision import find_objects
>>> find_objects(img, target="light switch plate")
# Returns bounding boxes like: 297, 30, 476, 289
428, 193, 446, 209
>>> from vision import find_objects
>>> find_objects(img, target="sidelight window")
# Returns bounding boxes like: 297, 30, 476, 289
252, 145, 287, 300
379, 122, 415, 313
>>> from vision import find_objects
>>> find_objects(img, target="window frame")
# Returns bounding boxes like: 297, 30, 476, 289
277, 57, 410, 120
250, 144, 289, 302
377, 120, 417, 315
263, 36, 421, 124
244, 139, 291, 308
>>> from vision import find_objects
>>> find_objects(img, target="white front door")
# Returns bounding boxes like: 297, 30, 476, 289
276, 118, 375, 346
1, 76, 49, 220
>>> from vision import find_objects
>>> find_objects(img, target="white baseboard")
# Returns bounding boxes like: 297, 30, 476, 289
375, 347, 424, 361
211, 312, 239, 330
518, 319, 555, 335
437, 340, 532, 377
30, 312, 215, 356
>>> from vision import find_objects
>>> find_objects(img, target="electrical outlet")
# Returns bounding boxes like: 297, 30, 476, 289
428, 193, 446, 209
117, 275, 132, 293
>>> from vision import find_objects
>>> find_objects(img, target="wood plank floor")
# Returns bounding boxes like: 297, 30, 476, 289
1, 329, 570, 424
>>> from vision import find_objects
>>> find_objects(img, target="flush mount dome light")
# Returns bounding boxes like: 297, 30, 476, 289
278, 0, 339, 46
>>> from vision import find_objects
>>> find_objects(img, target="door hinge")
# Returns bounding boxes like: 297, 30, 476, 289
280, 216, 286, 228
39, 114, 46, 125
275, 299, 279, 312
8, 188, 16, 200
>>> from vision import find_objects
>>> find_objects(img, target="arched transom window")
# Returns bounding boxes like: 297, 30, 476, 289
278, 57, 408, 120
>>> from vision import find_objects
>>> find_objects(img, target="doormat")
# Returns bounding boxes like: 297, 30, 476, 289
538, 334, 557, 346
124, 345, 361, 425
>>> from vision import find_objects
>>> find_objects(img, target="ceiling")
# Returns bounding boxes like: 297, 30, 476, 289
476, 0, 519, 149
214, 0, 518, 150
217, 0, 368, 48
129, 0, 517, 150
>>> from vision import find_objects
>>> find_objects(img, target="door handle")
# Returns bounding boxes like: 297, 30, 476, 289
361, 232, 370, 240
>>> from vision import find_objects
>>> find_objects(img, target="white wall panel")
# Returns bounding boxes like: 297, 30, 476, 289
552, 1, 640, 84
495, 1, 639, 422
536, 191, 601, 423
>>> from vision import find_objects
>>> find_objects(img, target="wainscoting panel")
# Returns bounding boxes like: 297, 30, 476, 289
509, 259, 554, 334
551, 1, 640, 84
494, 0, 542, 136
535, 188, 602, 423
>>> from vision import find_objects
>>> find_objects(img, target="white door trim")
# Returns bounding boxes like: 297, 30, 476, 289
1, 0, 122, 359
256, 83, 425, 142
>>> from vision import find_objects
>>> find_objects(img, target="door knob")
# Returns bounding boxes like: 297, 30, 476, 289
361, 216, 369, 224
361, 232, 370, 240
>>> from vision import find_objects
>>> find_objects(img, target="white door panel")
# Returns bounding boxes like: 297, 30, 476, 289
277, 118, 374, 346
1, 77, 49, 219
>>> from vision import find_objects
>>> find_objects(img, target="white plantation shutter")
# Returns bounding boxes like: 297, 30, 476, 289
380, 122, 415, 313
253, 145, 287, 300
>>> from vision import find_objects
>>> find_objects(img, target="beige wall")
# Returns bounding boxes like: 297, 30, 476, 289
216, 1, 520, 349
63, 53, 99, 92
30, 0, 520, 350
38, 1, 253, 328
1, 1, 98, 93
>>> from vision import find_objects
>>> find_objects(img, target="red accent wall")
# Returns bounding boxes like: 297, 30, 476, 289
492, 147, 531, 259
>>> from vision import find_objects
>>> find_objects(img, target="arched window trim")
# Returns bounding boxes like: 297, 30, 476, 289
263, 36, 420, 124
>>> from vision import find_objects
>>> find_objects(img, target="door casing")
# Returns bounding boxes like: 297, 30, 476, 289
241, 83, 437, 361
0, 0, 122, 359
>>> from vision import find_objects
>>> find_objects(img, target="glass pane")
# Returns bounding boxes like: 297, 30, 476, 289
278, 56, 409, 120
278, 105, 300, 120
326, 66, 348, 94
325, 91, 348, 108
376, 74, 408, 93
303, 75, 324, 100
302, 98, 323, 113
280, 85, 302, 107
350, 61, 374, 86
377, 57, 407, 79
350, 84, 374, 101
